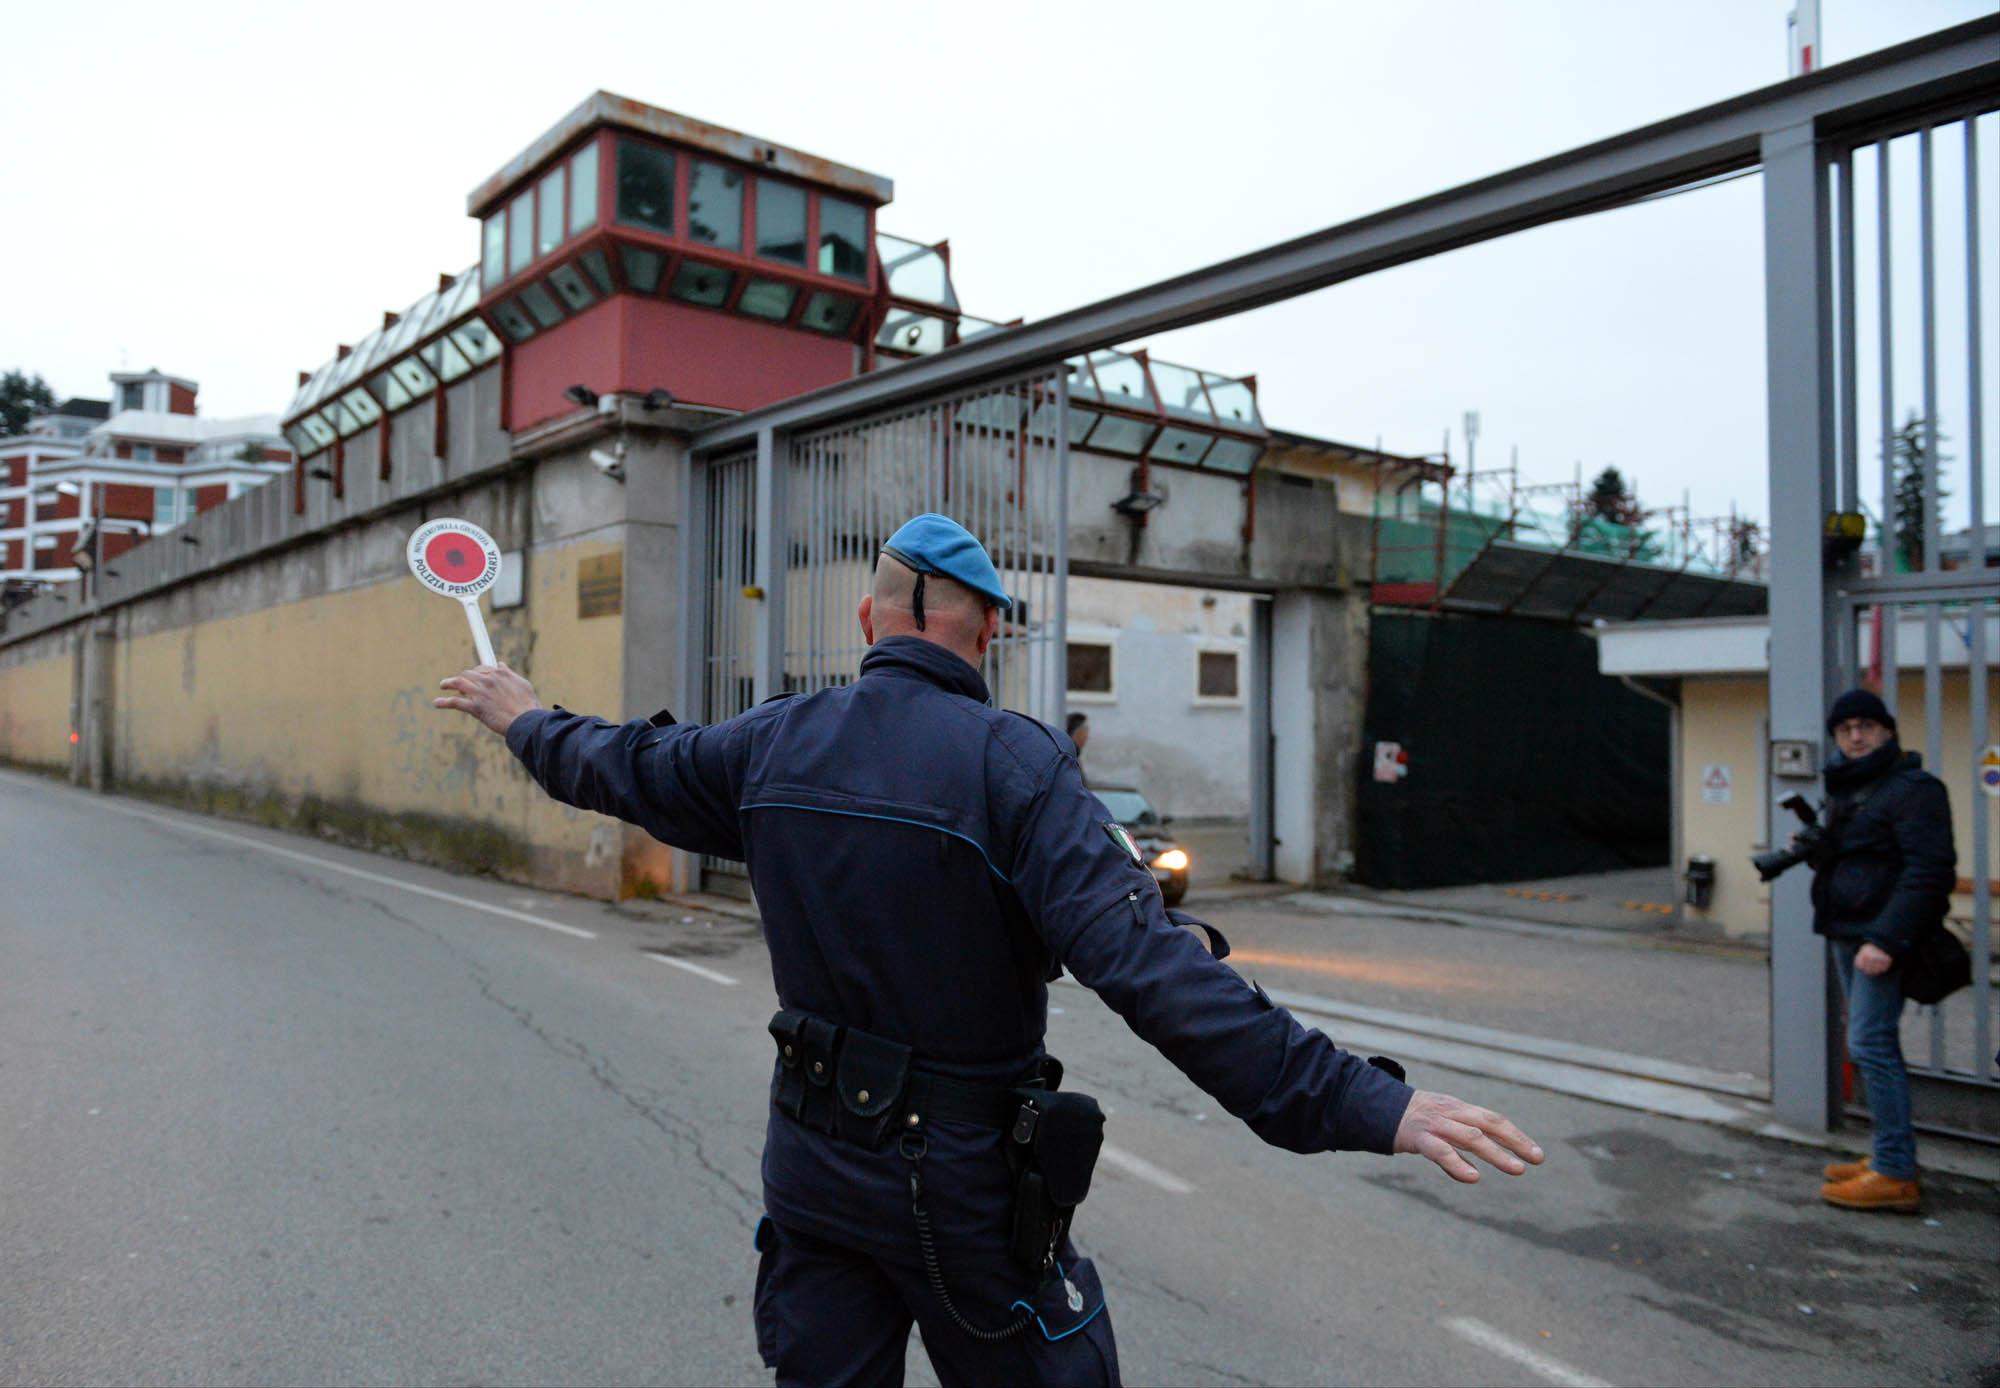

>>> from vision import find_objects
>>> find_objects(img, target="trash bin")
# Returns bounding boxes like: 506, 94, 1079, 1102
1684, 854, 1716, 911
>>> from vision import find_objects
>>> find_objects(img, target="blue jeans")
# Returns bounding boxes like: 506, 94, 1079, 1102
1834, 941, 1917, 1179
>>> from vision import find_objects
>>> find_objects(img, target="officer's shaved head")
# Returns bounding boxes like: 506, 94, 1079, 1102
861, 552, 999, 665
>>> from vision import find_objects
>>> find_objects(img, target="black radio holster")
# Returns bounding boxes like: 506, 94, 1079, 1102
1004, 1085, 1104, 1276
769, 1009, 913, 1148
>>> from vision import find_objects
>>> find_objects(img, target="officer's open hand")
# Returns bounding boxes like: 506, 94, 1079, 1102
434, 663, 541, 738
1393, 1090, 1544, 1184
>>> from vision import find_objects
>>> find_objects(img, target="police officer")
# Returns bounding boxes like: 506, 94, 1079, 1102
436, 513, 1543, 1387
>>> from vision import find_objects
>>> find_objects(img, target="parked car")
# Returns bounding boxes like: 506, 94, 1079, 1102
1091, 786, 1190, 906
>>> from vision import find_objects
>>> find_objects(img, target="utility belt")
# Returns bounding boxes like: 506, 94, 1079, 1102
768, 1008, 1103, 1283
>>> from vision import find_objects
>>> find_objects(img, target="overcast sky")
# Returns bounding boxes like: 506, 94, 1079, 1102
5, 0, 1994, 530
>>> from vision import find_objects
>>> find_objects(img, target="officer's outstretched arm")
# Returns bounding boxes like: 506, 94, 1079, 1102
1010, 757, 1541, 1181
437, 663, 745, 858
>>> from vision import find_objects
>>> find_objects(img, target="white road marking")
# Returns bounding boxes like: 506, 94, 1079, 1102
92, 801, 598, 940
1446, 1317, 1613, 1388
1098, 1142, 1195, 1195
647, 954, 739, 987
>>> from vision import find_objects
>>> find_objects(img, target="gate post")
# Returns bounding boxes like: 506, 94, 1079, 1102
1762, 119, 1842, 1132
752, 426, 789, 703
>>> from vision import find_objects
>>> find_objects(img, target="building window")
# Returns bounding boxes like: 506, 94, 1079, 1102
536, 165, 566, 256
688, 161, 743, 249
818, 196, 868, 281
737, 279, 797, 321
616, 140, 675, 236
507, 189, 535, 276
132, 444, 155, 462
154, 486, 184, 531
1066, 640, 1115, 698
755, 180, 807, 266
482, 214, 506, 288
569, 142, 599, 235
119, 383, 145, 411
1196, 648, 1240, 702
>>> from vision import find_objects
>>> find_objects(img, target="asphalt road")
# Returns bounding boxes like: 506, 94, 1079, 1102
4, 771, 1995, 1387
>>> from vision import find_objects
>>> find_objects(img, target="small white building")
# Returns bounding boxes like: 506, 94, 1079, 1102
1596, 612, 1998, 939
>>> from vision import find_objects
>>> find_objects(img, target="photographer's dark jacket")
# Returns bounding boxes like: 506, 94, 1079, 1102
1810, 742, 1956, 957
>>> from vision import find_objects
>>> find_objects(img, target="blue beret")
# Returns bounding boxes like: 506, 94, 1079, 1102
880, 513, 1012, 611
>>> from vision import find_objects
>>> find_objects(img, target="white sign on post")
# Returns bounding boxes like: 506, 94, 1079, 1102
1700, 763, 1733, 805
1373, 742, 1408, 784
406, 518, 502, 667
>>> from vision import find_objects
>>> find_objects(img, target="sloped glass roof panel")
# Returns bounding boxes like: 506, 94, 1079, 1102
290, 358, 340, 416
453, 319, 502, 366
1203, 438, 1262, 474
1149, 360, 1214, 422
351, 327, 396, 377
299, 413, 338, 449
957, 314, 1007, 343
877, 232, 957, 309
1085, 352, 1155, 410
286, 267, 481, 425
1203, 373, 1262, 430
1149, 426, 1214, 465
878, 311, 948, 355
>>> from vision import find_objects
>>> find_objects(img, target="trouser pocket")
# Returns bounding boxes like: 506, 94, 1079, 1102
1015, 1254, 1120, 1387
752, 1215, 780, 1369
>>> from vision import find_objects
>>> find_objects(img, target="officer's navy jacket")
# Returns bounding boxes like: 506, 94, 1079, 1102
507, 635, 1413, 1263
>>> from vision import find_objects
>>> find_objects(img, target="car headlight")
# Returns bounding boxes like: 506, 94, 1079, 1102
1153, 848, 1188, 871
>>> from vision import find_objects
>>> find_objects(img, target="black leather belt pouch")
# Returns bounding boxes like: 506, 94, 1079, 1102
769, 1010, 807, 1116
833, 1030, 912, 1148
1007, 1089, 1105, 1273
768, 1009, 844, 1134
798, 1014, 840, 1133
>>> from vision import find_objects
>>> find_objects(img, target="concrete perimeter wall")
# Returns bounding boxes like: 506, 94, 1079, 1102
0, 373, 696, 900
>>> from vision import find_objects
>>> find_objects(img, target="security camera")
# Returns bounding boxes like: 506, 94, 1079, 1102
589, 442, 627, 483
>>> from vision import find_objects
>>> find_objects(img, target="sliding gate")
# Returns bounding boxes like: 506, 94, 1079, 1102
1816, 110, 1996, 1125
685, 372, 1071, 893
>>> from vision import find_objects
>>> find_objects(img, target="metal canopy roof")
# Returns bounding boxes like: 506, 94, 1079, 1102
1440, 539, 1768, 622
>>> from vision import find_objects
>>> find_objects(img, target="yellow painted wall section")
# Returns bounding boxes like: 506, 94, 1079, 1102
1679, 678, 1769, 937
110, 536, 626, 892
0, 641, 75, 770
1682, 671, 2000, 940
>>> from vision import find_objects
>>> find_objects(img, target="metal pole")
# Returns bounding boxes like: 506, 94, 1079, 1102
673, 451, 709, 894
1248, 592, 1275, 880
1963, 115, 1991, 1083
1763, 120, 1841, 1133
1052, 370, 1071, 725
1877, 139, 1899, 717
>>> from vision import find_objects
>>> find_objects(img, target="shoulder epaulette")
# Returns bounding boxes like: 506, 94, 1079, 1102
997, 707, 1072, 755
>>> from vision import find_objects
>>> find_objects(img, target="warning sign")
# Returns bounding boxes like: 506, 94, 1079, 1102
1982, 745, 2000, 800
1373, 742, 1409, 784
1700, 763, 1732, 805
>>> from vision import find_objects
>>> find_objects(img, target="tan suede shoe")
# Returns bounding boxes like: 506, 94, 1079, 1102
1821, 1169, 1920, 1212
1822, 1157, 1869, 1182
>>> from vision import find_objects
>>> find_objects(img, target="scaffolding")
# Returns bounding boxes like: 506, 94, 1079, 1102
1369, 446, 1770, 624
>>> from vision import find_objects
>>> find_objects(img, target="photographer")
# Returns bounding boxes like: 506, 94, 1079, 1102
1805, 689, 1956, 1213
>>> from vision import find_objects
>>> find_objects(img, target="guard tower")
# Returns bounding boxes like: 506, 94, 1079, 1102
464, 93, 894, 433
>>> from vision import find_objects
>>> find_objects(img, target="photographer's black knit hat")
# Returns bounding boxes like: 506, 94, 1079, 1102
1827, 687, 1896, 733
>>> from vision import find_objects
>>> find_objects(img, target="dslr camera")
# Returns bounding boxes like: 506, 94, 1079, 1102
1751, 793, 1823, 882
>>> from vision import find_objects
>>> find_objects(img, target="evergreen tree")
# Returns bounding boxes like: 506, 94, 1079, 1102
1889, 412, 1948, 572
1, 370, 57, 438
1586, 466, 1643, 527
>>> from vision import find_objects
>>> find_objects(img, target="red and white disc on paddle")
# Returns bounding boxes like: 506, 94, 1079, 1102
407, 518, 502, 598
406, 518, 502, 665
